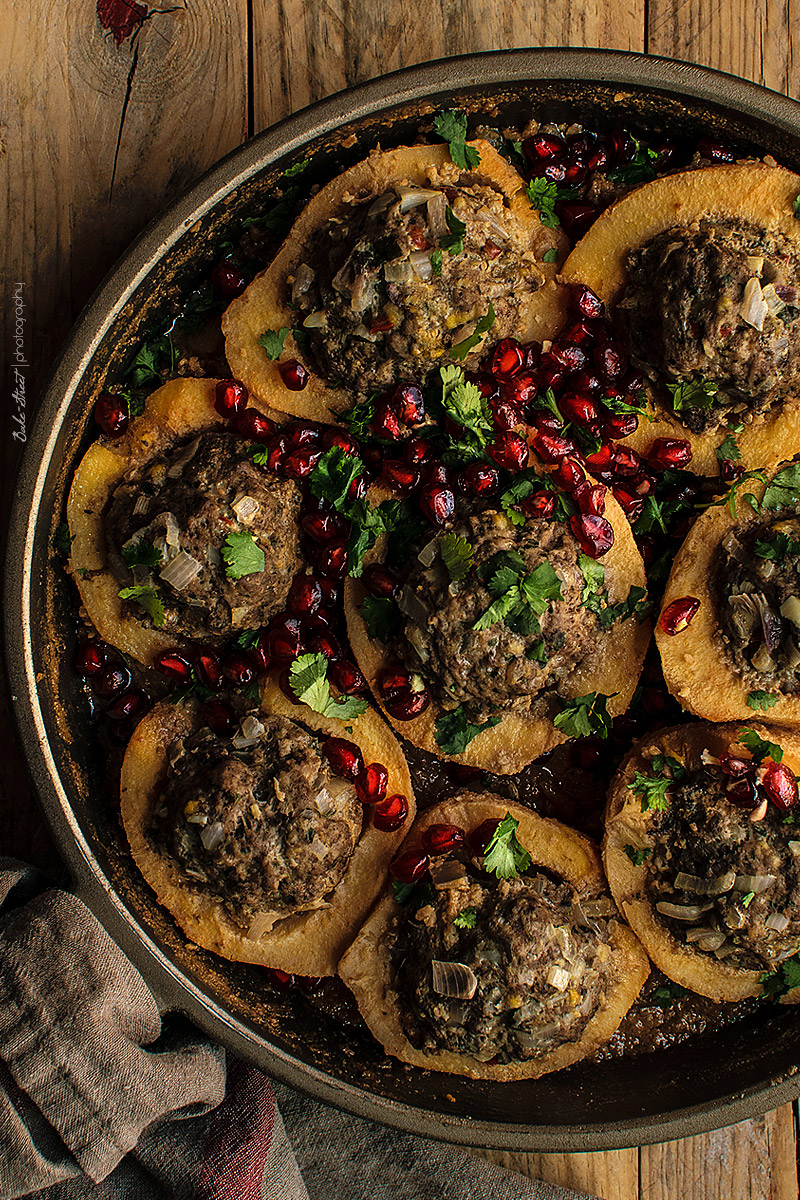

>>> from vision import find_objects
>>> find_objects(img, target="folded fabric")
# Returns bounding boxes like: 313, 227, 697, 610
0, 859, 594, 1200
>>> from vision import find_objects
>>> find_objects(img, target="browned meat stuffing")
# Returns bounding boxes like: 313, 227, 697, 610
645, 765, 800, 970
619, 220, 800, 432
715, 512, 800, 693
105, 432, 303, 639
395, 508, 599, 723
390, 871, 615, 1064
291, 182, 545, 393
151, 717, 362, 920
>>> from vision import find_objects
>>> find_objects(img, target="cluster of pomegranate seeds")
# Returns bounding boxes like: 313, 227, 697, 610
659, 596, 701, 636
377, 666, 432, 721
75, 637, 149, 739
721, 748, 798, 813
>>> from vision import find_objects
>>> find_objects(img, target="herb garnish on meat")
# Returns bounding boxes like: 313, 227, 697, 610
482, 812, 532, 879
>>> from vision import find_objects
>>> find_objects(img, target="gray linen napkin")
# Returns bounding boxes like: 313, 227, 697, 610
0, 859, 595, 1200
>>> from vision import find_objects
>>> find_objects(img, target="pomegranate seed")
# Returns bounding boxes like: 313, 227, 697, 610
585, 444, 614, 471
309, 631, 341, 661
302, 512, 347, 545
531, 160, 566, 184
382, 460, 419, 492
468, 818, 500, 856
463, 462, 500, 496
321, 427, 359, 456
317, 577, 340, 606
488, 430, 530, 472
154, 651, 194, 683
267, 617, 305, 663
651, 141, 676, 166
75, 639, 106, 677
612, 446, 642, 477
94, 392, 129, 438
202, 697, 236, 735
211, 262, 247, 297
631, 472, 655, 497
403, 436, 432, 465
519, 492, 556, 520
538, 363, 565, 392
533, 432, 575, 463
355, 762, 389, 805
384, 688, 431, 721
503, 373, 537, 407
305, 609, 332, 632
105, 691, 145, 722
378, 666, 413, 701
223, 651, 255, 687
421, 823, 466, 856
314, 541, 348, 579
368, 313, 394, 333
388, 845, 428, 879
393, 383, 425, 424
571, 371, 602, 394
721, 754, 751, 778
603, 412, 639, 440
196, 649, 223, 689
557, 203, 597, 237
554, 456, 585, 491
562, 154, 587, 186
265, 967, 295, 990
648, 438, 693, 470
570, 514, 614, 558
572, 285, 605, 320
93, 664, 132, 699
278, 359, 309, 390
329, 658, 368, 695
491, 397, 524, 430
523, 131, 566, 161
531, 412, 565, 435
762, 761, 798, 810
595, 343, 627, 382
612, 487, 644, 522
285, 447, 322, 479
659, 596, 701, 635
726, 776, 759, 808
491, 339, 525, 381
697, 137, 735, 162
286, 575, 323, 616
559, 393, 600, 427
360, 564, 397, 599
286, 421, 321, 449
372, 792, 410, 831
419, 484, 455, 527
264, 434, 287, 472
323, 737, 364, 780
214, 379, 248, 418
575, 482, 607, 515
372, 401, 403, 441
421, 461, 449, 487
721, 459, 745, 482
234, 408, 276, 442
587, 141, 610, 171
610, 129, 635, 163
278, 667, 304, 705
550, 343, 587, 373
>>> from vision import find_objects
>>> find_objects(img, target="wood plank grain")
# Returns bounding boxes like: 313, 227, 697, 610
489, 1146, 638, 1199
251, 0, 646, 130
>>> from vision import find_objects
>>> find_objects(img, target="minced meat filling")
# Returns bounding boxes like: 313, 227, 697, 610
291, 181, 547, 393
645, 765, 800, 970
390, 871, 615, 1064
715, 513, 800, 693
619, 220, 800, 432
105, 432, 303, 639
150, 717, 362, 920
394, 508, 599, 722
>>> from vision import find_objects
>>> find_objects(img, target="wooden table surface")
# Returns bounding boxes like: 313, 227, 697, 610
3, 3, 800, 1197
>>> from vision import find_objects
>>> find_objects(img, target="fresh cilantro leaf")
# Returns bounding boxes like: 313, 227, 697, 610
310, 445, 364, 509
519, 562, 563, 614
121, 539, 162, 568
738, 728, 784, 764
432, 110, 481, 170
651, 982, 687, 1007
554, 692, 615, 740
54, 522, 74, 554
760, 953, 800, 999
532, 387, 563, 422
434, 705, 501, 754
606, 138, 658, 185
440, 532, 473, 581
630, 769, 673, 812
248, 443, 271, 466
283, 158, 310, 178
439, 364, 493, 456
747, 690, 780, 712
392, 880, 435, 909
441, 206, 467, 256
526, 639, 548, 664
578, 553, 606, 601
222, 532, 265, 580
716, 432, 742, 465
360, 595, 397, 642
118, 585, 165, 627
666, 377, 719, 412
633, 493, 668, 536
481, 550, 526, 592
430, 249, 443, 277
762, 463, 800, 511
235, 629, 261, 650
453, 907, 477, 929
242, 181, 306, 236
345, 498, 400, 577
706, 470, 767, 518
526, 177, 560, 229
289, 652, 369, 720
127, 333, 176, 387
450, 303, 496, 360
755, 531, 800, 562
342, 396, 376, 441
624, 845, 652, 866
472, 586, 522, 632
482, 813, 532, 879
794, 194, 800, 220
542, 247, 559, 263
257, 327, 289, 360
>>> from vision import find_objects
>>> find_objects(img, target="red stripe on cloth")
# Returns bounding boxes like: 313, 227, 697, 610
195, 1057, 275, 1200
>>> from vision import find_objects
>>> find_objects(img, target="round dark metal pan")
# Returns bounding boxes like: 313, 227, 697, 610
7, 48, 800, 1151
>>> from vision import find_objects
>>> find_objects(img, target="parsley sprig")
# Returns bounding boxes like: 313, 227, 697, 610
118, 584, 165, 627
438, 364, 493, 461
473, 556, 562, 635
482, 813, 532, 879
440, 532, 473, 581
222, 532, 265, 580
450, 304, 496, 361
738, 728, 783, 764
553, 692, 615, 739
432, 110, 481, 171
666, 377, 719, 412
434, 705, 501, 754
629, 756, 686, 812
288, 652, 368, 720
257, 327, 289, 360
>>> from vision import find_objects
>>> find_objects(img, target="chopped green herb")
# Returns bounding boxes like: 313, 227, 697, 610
525, 177, 560, 229
651, 982, 687, 1007
430, 249, 443, 277
450, 303, 496, 360
762, 462, 800, 511
666, 377, 719, 412
754, 531, 800, 562
288, 652, 368, 720
441, 206, 467, 256
309, 445, 364, 509
747, 690, 780, 712
706, 469, 767, 518
532, 386, 563, 423
794, 194, 800, 220
630, 769, 673, 812
741, 891, 756, 909
121, 539, 162, 569
440, 532, 474, 581
342, 396, 376, 441
118, 585, 165, 628
738, 728, 783, 764
360, 595, 397, 642
434, 706, 501, 754
439, 364, 493, 459
392, 880, 435, 909
553, 692, 615, 740
283, 158, 310, 178
54, 522, 74, 554
606, 138, 658, 185
453, 907, 477, 929
473, 559, 561, 634
542, 247, 559, 264
624, 845, 652, 866
248, 443, 271, 466
222, 532, 265, 580
760, 952, 800, 999
432, 110, 481, 171
235, 629, 261, 650
257, 327, 289, 360
483, 813, 532, 879
127, 333, 176, 387
716, 432, 742, 465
